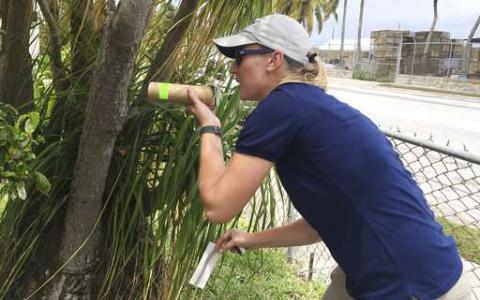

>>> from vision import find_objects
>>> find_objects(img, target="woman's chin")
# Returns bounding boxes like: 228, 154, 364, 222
239, 92, 249, 101
239, 91, 259, 102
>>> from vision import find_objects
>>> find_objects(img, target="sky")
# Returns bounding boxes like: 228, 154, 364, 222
311, 0, 480, 46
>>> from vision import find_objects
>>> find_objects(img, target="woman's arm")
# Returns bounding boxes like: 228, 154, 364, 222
187, 89, 273, 224
215, 218, 321, 252
199, 148, 273, 224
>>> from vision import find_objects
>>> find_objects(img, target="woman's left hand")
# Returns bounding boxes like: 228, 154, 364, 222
215, 229, 255, 253
186, 88, 220, 127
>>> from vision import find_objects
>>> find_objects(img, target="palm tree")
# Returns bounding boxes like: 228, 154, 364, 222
274, 0, 340, 34
0, 0, 282, 298
353, 0, 365, 72
339, 0, 347, 65
421, 0, 439, 71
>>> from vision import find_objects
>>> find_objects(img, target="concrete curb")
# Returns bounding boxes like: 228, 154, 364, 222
378, 83, 480, 98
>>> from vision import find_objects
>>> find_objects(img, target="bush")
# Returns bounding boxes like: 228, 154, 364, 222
0, 104, 50, 208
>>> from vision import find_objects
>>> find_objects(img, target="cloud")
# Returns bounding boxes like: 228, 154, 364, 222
312, 0, 479, 44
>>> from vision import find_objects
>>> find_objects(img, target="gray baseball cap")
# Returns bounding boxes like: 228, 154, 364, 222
213, 14, 312, 65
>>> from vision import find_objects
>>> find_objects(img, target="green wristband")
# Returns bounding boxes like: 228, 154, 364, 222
158, 82, 171, 101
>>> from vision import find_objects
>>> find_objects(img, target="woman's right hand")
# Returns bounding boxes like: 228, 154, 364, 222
186, 88, 220, 127
215, 229, 256, 253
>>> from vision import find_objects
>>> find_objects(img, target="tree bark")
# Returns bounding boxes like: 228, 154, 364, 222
48, 0, 152, 297
421, 0, 438, 72
1, 0, 33, 112
0, 0, 9, 101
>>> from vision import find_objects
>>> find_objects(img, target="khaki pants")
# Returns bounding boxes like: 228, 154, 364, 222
321, 266, 473, 300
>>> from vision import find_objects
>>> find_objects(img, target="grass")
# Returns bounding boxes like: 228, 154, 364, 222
181, 216, 480, 299
352, 70, 394, 82
186, 249, 325, 300
438, 217, 480, 265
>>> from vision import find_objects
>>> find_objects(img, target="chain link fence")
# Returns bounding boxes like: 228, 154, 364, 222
354, 41, 478, 76
270, 130, 480, 298
319, 37, 480, 92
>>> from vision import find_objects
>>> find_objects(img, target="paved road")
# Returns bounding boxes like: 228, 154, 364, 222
327, 78, 480, 154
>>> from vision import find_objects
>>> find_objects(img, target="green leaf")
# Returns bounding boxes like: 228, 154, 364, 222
25, 112, 40, 134
0, 126, 11, 141
16, 182, 27, 200
0, 103, 18, 123
2, 171, 17, 178
15, 115, 28, 130
34, 171, 51, 196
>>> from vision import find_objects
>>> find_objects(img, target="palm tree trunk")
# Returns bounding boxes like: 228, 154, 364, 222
1, 0, 33, 112
462, 15, 480, 76
421, 0, 438, 73
354, 0, 364, 73
339, 0, 347, 66
48, 0, 152, 297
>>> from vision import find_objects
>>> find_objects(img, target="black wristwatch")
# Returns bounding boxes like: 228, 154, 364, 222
199, 125, 222, 137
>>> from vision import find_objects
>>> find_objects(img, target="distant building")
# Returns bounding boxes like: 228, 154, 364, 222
315, 38, 371, 68
370, 30, 412, 79
318, 30, 480, 79
316, 30, 480, 78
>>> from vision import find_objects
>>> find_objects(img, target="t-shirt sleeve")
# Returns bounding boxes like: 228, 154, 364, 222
235, 89, 302, 162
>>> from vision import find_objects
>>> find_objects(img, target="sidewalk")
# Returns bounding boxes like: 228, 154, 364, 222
379, 83, 480, 98
327, 77, 480, 99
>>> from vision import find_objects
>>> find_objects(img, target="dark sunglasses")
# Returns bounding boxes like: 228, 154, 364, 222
234, 47, 274, 66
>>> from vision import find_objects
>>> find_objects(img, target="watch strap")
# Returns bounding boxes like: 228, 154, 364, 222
199, 125, 222, 137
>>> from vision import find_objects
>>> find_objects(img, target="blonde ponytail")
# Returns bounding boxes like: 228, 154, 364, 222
276, 49, 328, 90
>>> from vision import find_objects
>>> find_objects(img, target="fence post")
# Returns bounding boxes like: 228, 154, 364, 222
411, 41, 417, 75
463, 41, 471, 88
446, 41, 453, 89
287, 204, 295, 263
395, 35, 403, 78
308, 252, 314, 281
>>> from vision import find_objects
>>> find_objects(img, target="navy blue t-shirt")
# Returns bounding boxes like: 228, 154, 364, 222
235, 82, 462, 300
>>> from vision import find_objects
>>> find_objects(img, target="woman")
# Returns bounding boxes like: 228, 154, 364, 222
186, 14, 472, 300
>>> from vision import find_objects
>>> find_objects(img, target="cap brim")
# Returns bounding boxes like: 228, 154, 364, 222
213, 33, 256, 58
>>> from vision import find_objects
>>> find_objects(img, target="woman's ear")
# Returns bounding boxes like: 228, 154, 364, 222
266, 50, 285, 72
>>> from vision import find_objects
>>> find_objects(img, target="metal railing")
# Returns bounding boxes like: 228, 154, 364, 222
273, 130, 480, 298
